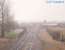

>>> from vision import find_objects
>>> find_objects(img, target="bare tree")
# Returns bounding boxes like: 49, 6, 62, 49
0, 0, 6, 37
0, 0, 18, 37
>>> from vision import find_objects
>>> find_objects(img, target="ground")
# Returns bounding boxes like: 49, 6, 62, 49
39, 30, 65, 50
0, 27, 65, 50
0, 32, 16, 50
0, 38, 15, 50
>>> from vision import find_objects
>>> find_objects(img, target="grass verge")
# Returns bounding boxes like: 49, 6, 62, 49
5, 32, 16, 39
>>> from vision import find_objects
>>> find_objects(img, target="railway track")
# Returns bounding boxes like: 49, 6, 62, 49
10, 26, 44, 50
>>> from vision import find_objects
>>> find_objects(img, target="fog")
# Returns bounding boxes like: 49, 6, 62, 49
10, 0, 65, 23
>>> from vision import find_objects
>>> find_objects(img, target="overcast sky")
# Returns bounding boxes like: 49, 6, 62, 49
10, 0, 65, 23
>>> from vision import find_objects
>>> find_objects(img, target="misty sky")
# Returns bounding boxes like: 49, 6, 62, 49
10, 0, 65, 23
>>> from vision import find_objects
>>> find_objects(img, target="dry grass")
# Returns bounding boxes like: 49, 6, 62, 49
0, 38, 15, 50
42, 41, 65, 50
48, 27, 65, 31
39, 31, 65, 50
